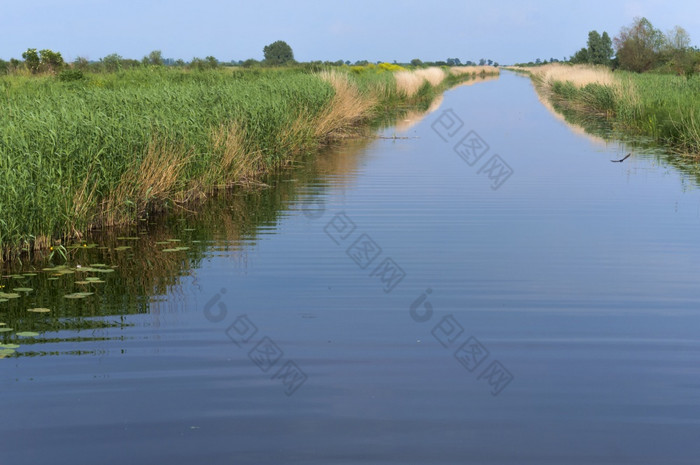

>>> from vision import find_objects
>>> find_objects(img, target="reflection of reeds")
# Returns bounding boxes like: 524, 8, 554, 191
394, 74, 499, 132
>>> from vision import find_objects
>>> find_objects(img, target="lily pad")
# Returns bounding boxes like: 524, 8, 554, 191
95, 268, 115, 274
16, 331, 39, 337
0, 328, 13, 332
27, 308, 51, 313
0, 293, 21, 299
75, 281, 91, 285
114, 246, 131, 251
0, 348, 16, 358
161, 248, 179, 253
117, 237, 140, 240
167, 239, 182, 242
64, 292, 93, 299
0, 343, 20, 349
13, 288, 33, 293
47, 277, 59, 281
22, 273, 38, 277
0, 298, 8, 303
155, 241, 170, 245
184, 228, 196, 231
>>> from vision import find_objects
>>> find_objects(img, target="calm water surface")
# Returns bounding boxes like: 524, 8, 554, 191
2, 71, 700, 464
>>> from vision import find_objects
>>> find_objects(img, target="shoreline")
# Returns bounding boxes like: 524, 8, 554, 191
505, 64, 700, 159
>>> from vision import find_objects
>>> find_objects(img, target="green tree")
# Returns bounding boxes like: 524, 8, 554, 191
410, 58, 423, 67
586, 30, 613, 65
22, 48, 40, 73
263, 40, 294, 65
205, 56, 218, 68
662, 26, 694, 75
146, 50, 164, 66
614, 17, 664, 72
242, 58, 260, 68
101, 53, 123, 72
39, 49, 64, 73
73, 56, 90, 71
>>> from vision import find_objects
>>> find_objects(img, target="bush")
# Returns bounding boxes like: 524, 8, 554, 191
58, 69, 85, 82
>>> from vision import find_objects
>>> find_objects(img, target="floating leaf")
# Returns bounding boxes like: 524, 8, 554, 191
0, 293, 20, 299
0, 322, 5, 326
0, 298, 8, 303
184, 228, 196, 231
75, 281, 91, 285
161, 248, 179, 253
0, 348, 15, 358
117, 237, 140, 240
10, 275, 24, 279
95, 268, 115, 273
64, 292, 93, 299
0, 328, 13, 332
114, 246, 131, 251
85, 277, 102, 281
47, 277, 59, 281
0, 343, 19, 349
16, 331, 39, 337
27, 308, 51, 313
22, 273, 38, 277
155, 241, 170, 245
13, 288, 33, 293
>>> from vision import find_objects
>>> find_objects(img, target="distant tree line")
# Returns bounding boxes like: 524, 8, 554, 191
513, 17, 699, 76
0, 38, 501, 78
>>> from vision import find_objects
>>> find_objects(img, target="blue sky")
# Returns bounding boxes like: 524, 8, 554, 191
1, 0, 699, 64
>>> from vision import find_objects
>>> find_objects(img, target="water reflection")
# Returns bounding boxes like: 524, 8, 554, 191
0, 135, 376, 358
511, 70, 700, 187
395, 74, 500, 133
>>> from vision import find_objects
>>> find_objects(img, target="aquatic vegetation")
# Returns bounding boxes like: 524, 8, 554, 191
27, 307, 51, 313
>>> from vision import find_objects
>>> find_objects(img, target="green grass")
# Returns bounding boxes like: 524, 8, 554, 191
0, 68, 335, 256
615, 72, 700, 152
543, 72, 700, 155
0, 66, 482, 259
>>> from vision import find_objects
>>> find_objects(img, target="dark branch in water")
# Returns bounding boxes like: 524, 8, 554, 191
611, 153, 631, 163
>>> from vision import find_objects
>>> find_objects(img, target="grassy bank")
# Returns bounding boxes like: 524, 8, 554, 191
0, 65, 498, 260
509, 64, 700, 156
